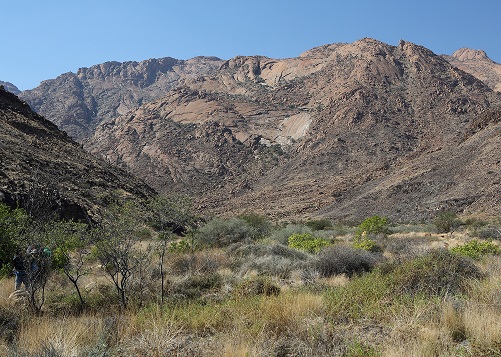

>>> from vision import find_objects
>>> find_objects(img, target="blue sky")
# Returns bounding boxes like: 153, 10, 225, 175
2, 0, 500, 90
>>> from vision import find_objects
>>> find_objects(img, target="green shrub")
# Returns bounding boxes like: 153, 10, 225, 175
434, 211, 461, 233
168, 239, 192, 253
305, 218, 333, 231
238, 212, 273, 239
271, 224, 313, 245
234, 276, 280, 297
196, 217, 253, 247
288, 233, 330, 253
450, 239, 500, 260
385, 249, 484, 296
315, 245, 378, 278
352, 235, 382, 252
354, 215, 391, 238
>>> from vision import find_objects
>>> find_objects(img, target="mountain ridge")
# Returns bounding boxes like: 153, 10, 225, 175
17, 38, 501, 221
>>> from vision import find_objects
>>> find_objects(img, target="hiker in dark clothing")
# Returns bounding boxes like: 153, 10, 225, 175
12, 250, 29, 290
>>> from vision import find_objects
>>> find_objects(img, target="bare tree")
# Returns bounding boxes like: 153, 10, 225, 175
94, 201, 145, 310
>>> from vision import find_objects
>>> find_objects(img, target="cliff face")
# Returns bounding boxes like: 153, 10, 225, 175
18, 39, 501, 221
20, 56, 223, 140
0, 87, 155, 221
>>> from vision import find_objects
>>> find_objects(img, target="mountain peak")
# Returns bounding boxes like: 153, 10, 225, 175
451, 48, 492, 62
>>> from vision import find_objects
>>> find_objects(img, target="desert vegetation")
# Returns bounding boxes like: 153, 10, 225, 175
0, 199, 500, 356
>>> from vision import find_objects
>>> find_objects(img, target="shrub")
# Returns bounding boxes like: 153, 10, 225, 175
354, 215, 391, 238
451, 239, 500, 260
315, 245, 378, 278
234, 276, 280, 297
271, 224, 313, 245
288, 233, 330, 253
434, 211, 461, 233
385, 249, 484, 296
196, 218, 253, 247
168, 239, 192, 253
171, 273, 223, 299
305, 219, 332, 231
352, 235, 382, 252
474, 226, 501, 240
238, 212, 273, 239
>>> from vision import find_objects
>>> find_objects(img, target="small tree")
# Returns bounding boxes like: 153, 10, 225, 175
94, 201, 145, 309
148, 195, 199, 303
353, 215, 389, 253
0, 203, 29, 276
434, 211, 461, 234
50, 220, 93, 311
354, 215, 391, 238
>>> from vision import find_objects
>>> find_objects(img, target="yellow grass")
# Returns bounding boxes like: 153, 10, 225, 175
0, 277, 15, 308
16, 315, 104, 355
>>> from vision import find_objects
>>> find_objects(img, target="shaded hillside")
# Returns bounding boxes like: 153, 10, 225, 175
20, 56, 223, 140
85, 39, 501, 221
443, 48, 501, 92
0, 87, 155, 221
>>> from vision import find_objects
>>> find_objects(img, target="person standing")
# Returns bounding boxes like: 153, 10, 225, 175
12, 250, 29, 290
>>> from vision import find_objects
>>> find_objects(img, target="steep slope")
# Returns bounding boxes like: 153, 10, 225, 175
443, 48, 501, 92
0, 87, 155, 221
86, 39, 501, 221
20, 56, 223, 141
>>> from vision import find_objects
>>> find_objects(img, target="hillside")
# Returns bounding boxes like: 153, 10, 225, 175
0, 87, 155, 221
20, 39, 501, 221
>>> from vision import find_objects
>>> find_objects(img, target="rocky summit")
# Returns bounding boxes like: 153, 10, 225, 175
442, 48, 501, 92
0, 87, 155, 221
20, 39, 501, 222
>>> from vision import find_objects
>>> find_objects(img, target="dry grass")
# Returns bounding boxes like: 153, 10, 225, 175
0, 277, 14, 309
14, 315, 104, 355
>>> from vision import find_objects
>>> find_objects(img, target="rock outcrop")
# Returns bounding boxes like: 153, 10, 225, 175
20, 57, 223, 141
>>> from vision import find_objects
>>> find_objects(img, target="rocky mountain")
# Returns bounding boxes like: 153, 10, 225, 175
19, 39, 501, 222
0, 87, 155, 221
442, 48, 501, 92
20, 57, 223, 141
0, 81, 20, 95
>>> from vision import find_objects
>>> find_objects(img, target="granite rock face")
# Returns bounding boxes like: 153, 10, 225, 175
20, 56, 223, 141
19, 39, 501, 221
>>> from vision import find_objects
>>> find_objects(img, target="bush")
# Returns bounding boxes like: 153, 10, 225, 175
196, 217, 254, 247
170, 273, 223, 299
234, 276, 280, 297
288, 233, 330, 253
352, 235, 382, 252
315, 245, 378, 278
305, 219, 333, 231
451, 239, 500, 260
434, 211, 461, 233
271, 224, 313, 245
384, 249, 484, 296
238, 212, 273, 239
354, 215, 391, 238
229, 243, 310, 279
